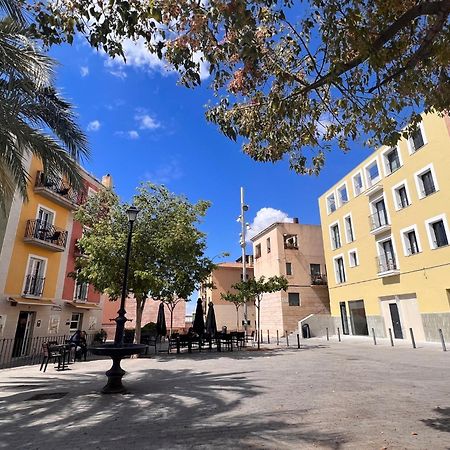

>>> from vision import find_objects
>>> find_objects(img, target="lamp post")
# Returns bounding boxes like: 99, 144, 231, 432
114, 205, 139, 345
239, 187, 249, 333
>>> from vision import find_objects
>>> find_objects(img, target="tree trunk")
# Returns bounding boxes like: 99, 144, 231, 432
169, 304, 174, 337
134, 295, 146, 344
257, 299, 261, 350
236, 304, 240, 331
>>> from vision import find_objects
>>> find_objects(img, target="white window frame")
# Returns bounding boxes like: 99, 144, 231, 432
414, 163, 439, 199
399, 224, 422, 256
69, 312, 83, 332
35, 204, 56, 225
87, 187, 97, 198
391, 179, 412, 211
326, 191, 337, 214
22, 254, 48, 297
337, 182, 349, 207
333, 254, 346, 284
407, 121, 428, 155
329, 220, 342, 250
370, 193, 391, 226
352, 170, 365, 197
381, 146, 403, 177
73, 276, 89, 302
348, 248, 359, 267
376, 234, 400, 271
425, 213, 450, 250
364, 156, 381, 187
343, 213, 355, 243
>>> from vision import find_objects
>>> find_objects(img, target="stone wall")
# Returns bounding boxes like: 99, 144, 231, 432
421, 312, 450, 342
298, 314, 335, 338
366, 315, 386, 338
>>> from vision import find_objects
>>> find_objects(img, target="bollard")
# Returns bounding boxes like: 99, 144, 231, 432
261, 329, 264, 344
337, 327, 341, 342
286, 331, 289, 347
388, 328, 394, 346
297, 333, 300, 349
409, 328, 416, 349
438, 329, 447, 352
372, 328, 377, 345
326, 327, 329, 341
277, 330, 279, 345
267, 330, 270, 344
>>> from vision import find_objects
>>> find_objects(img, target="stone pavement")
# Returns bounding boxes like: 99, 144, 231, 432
0, 338, 449, 449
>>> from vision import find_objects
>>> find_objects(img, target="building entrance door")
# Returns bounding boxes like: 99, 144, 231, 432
340, 302, 349, 335
389, 303, 403, 339
348, 300, 369, 336
12, 311, 35, 357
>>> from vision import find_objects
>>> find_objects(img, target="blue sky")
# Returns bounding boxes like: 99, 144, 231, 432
50, 39, 374, 311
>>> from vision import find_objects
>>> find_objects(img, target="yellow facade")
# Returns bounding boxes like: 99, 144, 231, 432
319, 113, 450, 342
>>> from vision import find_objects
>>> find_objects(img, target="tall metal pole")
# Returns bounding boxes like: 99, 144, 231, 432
240, 187, 248, 334
114, 218, 135, 345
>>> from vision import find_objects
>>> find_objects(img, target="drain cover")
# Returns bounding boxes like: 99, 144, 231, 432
26, 392, 68, 401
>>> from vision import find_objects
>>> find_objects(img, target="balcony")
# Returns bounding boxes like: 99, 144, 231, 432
376, 254, 399, 277
24, 220, 68, 251
369, 212, 391, 235
34, 171, 86, 209
311, 273, 327, 286
23, 274, 45, 297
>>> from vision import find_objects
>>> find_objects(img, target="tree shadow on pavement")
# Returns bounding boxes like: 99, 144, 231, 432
421, 407, 450, 433
0, 364, 346, 449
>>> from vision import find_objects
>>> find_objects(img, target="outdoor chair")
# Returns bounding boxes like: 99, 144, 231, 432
40, 342, 63, 372
141, 334, 159, 354
245, 331, 255, 346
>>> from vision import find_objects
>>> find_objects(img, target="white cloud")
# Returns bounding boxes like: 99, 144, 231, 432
87, 120, 101, 132
247, 207, 293, 241
109, 68, 127, 79
135, 113, 160, 130
128, 130, 139, 139
80, 66, 89, 77
144, 158, 183, 185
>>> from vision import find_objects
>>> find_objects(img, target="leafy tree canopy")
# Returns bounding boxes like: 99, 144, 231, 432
31, 0, 450, 173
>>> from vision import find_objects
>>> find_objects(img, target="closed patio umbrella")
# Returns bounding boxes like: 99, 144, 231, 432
156, 303, 167, 337
192, 299, 205, 336
205, 302, 217, 337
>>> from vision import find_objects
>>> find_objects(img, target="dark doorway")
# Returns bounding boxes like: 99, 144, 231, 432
389, 303, 403, 339
340, 302, 349, 335
348, 300, 369, 336
12, 311, 34, 357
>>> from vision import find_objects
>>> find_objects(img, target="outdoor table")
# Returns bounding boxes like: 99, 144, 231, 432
51, 344, 71, 371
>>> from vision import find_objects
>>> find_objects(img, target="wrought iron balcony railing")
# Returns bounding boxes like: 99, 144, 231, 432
369, 211, 389, 231
24, 219, 68, 249
311, 273, 328, 285
35, 171, 86, 206
23, 274, 45, 297
376, 254, 398, 274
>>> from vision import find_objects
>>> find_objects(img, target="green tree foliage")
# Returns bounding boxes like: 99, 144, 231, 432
226, 275, 288, 349
74, 183, 214, 343
32, 0, 449, 173
221, 290, 247, 331
0, 0, 88, 209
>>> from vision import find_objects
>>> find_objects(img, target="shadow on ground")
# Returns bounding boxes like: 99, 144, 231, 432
0, 361, 345, 449
421, 407, 450, 433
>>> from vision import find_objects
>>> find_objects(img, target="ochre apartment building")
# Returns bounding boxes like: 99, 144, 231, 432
319, 113, 450, 342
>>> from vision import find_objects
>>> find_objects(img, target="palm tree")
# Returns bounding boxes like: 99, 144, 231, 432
0, 0, 89, 209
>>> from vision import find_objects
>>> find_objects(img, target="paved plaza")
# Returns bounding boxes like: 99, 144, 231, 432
0, 338, 449, 449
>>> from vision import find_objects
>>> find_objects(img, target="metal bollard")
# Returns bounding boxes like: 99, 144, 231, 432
337, 327, 341, 342
438, 328, 447, 352
261, 329, 264, 344
388, 328, 394, 346
286, 331, 289, 347
326, 327, 329, 341
277, 329, 279, 345
372, 328, 377, 345
409, 328, 416, 349
267, 330, 270, 344
297, 333, 300, 349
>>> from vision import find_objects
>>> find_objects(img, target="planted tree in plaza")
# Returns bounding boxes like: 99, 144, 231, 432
221, 290, 247, 331
32, 0, 450, 174
74, 183, 214, 344
227, 276, 288, 349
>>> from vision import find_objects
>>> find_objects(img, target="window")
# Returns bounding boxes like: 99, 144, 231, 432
266, 237, 271, 253
255, 244, 261, 258
344, 215, 354, 243
286, 262, 292, 276
426, 216, 449, 249
74, 279, 89, 301
365, 160, 380, 187
415, 164, 439, 199
384, 148, 401, 175
330, 224, 341, 249
409, 126, 426, 153
352, 172, 364, 196
334, 257, 346, 284
377, 239, 397, 273
327, 193, 336, 213
284, 234, 298, 249
337, 184, 348, 205
310, 264, 321, 276
404, 230, 420, 255
396, 185, 410, 209
23, 256, 46, 297
70, 313, 83, 332
288, 292, 300, 306
370, 198, 389, 230
36, 206, 55, 235
348, 250, 359, 267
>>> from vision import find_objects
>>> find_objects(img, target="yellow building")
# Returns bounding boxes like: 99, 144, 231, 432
318, 113, 450, 342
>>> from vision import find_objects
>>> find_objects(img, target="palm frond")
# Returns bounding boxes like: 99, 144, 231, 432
0, 0, 25, 25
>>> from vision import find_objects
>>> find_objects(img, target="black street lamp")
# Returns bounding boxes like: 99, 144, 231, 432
114, 205, 140, 345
